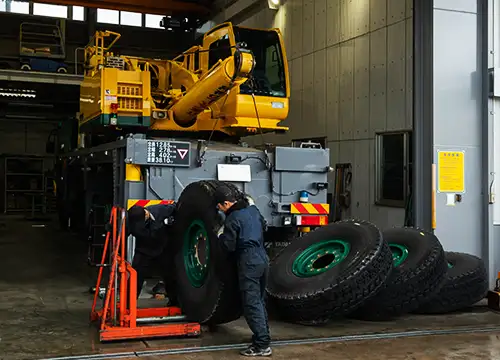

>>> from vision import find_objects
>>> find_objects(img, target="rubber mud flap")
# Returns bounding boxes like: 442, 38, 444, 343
413, 252, 488, 314
173, 180, 242, 324
351, 227, 447, 321
266, 220, 393, 324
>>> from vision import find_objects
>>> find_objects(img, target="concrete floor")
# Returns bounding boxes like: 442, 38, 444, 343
121, 333, 500, 360
0, 216, 499, 360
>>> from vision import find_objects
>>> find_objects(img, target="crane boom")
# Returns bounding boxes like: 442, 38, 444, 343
170, 48, 255, 127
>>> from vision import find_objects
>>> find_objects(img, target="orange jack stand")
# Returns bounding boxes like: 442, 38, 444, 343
90, 206, 201, 342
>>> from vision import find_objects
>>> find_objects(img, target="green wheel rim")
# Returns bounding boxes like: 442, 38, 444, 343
447, 262, 454, 269
183, 220, 210, 288
390, 243, 409, 267
292, 239, 351, 278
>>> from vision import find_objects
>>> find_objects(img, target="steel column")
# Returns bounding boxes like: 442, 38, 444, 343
413, 0, 434, 231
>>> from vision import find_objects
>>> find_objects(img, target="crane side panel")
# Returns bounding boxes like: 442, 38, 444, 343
80, 68, 151, 128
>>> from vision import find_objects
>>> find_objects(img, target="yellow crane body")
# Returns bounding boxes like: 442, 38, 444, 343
79, 23, 290, 138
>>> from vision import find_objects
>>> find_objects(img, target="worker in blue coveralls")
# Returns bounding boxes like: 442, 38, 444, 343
214, 184, 272, 357
127, 203, 178, 305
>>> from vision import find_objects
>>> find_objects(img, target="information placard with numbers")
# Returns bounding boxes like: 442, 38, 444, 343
146, 140, 190, 166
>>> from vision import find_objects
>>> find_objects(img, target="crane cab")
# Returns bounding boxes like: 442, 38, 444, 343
197, 23, 290, 136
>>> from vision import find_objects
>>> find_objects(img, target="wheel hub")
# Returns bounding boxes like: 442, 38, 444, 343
292, 239, 351, 277
183, 220, 210, 287
390, 243, 409, 267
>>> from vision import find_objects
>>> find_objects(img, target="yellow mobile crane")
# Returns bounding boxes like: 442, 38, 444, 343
59, 21, 331, 235
56, 22, 331, 338
79, 23, 290, 144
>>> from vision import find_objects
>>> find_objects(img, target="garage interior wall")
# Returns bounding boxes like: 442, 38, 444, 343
215, 0, 413, 229
0, 121, 56, 155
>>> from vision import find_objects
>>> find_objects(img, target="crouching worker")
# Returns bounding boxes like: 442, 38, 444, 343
127, 203, 178, 305
214, 185, 272, 357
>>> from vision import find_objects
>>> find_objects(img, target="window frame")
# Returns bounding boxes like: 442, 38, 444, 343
120, 10, 142, 27
97, 8, 119, 25
375, 130, 412, 208
145, 13, 164, 29
33, 3, 68, 18
208, 34, 231, 70
71, 5, 85, 21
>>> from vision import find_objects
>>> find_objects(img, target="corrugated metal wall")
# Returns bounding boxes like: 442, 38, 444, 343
229, 0, 413, 229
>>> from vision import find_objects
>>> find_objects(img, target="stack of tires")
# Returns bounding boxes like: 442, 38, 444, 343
169, 180, 488, 326
266, 221, 489, 324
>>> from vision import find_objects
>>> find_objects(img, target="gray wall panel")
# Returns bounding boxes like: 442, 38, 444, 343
302, 0, 315, 56
314, 49, 328, 136
370, 28, 388, 136
340, 41, 355, 140
326, 45, 340, 142
434, 10, 481, 147
314, 0, 327, 51
327, 0, 341, 47
216, 0, 412, 229
370, 0, 387, 31
354, 34, 370, 138
388, 0, 407, 25
387, 21, 407, 131
433, 7, 482, 257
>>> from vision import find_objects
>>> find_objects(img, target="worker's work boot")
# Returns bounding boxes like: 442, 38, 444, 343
152, 281, 167, 299
239, 345, 272, 357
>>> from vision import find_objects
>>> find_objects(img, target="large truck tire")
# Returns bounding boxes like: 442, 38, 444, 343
266, 220, 393, 324
172, 180, 242, 324
351, 227, 447, 321
413, 252, 488, 314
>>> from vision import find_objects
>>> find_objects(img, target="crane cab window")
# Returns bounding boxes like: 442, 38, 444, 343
208, 34, 231, 70
233, 26, 286, 98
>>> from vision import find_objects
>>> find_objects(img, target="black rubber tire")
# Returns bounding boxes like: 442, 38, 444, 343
351, 227, 447, 321
172, 180, 242, 324
413, 252, 488, 314
266, 220, 393, 324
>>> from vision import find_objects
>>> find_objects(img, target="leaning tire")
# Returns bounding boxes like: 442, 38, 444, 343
266, 220, 393, 324
352, 227, 447, 320
413, 252, 488, 314
173, 180, 242, 324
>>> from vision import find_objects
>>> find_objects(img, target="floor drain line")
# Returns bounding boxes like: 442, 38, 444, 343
40, 325, 500, 360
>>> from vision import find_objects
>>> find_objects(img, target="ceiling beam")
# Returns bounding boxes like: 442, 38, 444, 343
35, 0, 211, 16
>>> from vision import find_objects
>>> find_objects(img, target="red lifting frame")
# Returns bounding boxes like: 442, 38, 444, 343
90, 206, 201, 341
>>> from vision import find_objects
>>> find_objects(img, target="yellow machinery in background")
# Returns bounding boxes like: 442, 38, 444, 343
79, 23, 290, 143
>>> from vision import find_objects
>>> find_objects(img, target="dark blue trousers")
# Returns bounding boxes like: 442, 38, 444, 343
238, 249, 271, 349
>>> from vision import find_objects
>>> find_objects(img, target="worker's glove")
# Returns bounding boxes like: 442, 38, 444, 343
216, 225, 225, 237
214, 210, 225, 227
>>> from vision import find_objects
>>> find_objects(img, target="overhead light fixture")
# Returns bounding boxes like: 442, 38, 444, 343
5, 114, 47, 120
268, 0, 280, 10
0, 88, 36, 98
8, 102, 53, 108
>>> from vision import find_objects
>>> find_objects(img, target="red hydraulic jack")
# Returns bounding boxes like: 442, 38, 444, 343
90, 206, 201, 341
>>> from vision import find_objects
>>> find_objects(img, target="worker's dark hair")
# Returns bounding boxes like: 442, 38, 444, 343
127, 205, 146, 226
214, 184, 237, 205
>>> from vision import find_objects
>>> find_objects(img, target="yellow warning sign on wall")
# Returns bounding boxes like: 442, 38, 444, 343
437, 151, 465, 193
